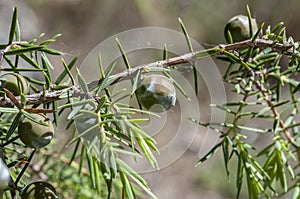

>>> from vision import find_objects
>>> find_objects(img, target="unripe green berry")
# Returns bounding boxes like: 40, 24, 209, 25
0, 73, 29, 96
20, 181, 58, 199
18, 114, 54, 149
224, 15, 258, 43
136, 74, 176, 112
0, 159, 10, 190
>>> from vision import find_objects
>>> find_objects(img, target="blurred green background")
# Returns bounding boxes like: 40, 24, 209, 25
1, 0, 300, 198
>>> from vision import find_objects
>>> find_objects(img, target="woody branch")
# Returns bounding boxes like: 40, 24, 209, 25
0, 38, 298, 107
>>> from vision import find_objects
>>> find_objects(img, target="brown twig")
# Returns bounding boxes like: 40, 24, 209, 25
218, 38, 296, 55
0, 38, 298, 108
0, 87, 73, 107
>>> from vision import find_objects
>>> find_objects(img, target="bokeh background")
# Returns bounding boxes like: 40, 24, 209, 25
1, 0, 300, 198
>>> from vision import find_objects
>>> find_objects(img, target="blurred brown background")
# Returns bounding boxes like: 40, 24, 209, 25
1, 0, 300, 198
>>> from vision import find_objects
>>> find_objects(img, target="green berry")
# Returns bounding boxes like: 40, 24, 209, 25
20, 181, 58, 199
136, 74, 176, 112
0, 159, 10, 190
0, 73, 29, 96
224, 15, 258, 43
18, 114, 54, 149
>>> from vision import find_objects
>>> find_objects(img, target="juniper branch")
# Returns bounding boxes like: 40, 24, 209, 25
252, 71, 295, 145
0, 38, 298, 107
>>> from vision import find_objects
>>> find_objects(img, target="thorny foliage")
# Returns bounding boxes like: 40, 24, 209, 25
193, 7, 300, 199
1, 6, 300, 199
